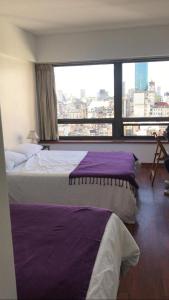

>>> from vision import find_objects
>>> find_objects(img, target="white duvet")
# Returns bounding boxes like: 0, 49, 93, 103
87, 212, 140, 299
7, 150, 138, 223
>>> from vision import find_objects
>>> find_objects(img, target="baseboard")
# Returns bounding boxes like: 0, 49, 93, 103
141, 162, 164, 168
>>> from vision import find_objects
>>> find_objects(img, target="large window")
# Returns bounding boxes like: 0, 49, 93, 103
54, 60, 169, 140
54, 64, 114, 138
122, 61, 169, 137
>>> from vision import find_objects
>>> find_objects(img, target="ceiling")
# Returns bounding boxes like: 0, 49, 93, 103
0, 0, 169, 35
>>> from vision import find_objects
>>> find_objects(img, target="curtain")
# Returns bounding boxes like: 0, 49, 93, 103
35, 64, 59, 140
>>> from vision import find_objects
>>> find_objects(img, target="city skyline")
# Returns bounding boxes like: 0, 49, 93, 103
55, 62, 169, 99
54, 62, 169, 137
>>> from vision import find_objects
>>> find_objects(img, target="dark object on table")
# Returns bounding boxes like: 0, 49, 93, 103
164, 156, 169, 172
150, 134, 168, 186
42, 145, 50, 150
163, 125, 169, 141
164, 161, 169, 196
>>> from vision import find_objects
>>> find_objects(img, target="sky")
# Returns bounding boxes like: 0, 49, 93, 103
123, 61, 169, 95
54, 64, 114, 97
54, 61, 169, 98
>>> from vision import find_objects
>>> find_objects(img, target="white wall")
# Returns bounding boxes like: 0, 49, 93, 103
37, 24, 169, 63
0, 19, 37, 148
0, 20, 38, 299
49, 142, 158, 163
0, 55, 37, 148
0, 19, 36, 62
0, 108, 17, 299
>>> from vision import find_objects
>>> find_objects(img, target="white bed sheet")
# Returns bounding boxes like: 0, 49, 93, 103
87, 213, 140, 299
7, 150, 138, 223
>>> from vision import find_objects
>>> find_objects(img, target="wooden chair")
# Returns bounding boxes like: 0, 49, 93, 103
150, 134, 168, 186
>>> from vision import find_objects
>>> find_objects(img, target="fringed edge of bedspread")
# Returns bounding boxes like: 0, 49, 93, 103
69, 177, 137, 195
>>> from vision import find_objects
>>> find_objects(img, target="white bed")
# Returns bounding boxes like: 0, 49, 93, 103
7, 150, 138, 223
86, 212, 140, 299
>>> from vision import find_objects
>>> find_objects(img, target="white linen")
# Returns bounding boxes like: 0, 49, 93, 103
5, 151, 27, 170
87, 213, 140, 299
7, 150, 137, 223
11, 143, 43, 158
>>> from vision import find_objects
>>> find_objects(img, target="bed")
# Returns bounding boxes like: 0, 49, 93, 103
7, 148, 138, 223
10, 203, 140, 300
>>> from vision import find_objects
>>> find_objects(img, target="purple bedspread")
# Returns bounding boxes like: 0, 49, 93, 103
70, 151, 138, 189
10, 204, 112, 300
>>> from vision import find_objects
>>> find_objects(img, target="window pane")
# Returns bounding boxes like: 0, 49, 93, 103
58, 124, 112, 137
123, 61, 169, 118
124, 124, 167, 136
54, 65, 114, 119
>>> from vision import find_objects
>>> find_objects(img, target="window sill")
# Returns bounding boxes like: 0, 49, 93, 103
40, 139, 168, 144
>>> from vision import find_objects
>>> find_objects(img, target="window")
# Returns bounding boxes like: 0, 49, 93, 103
54, 64, 114, 139
122, 61, 169, 137
123, 122, 168, 137
58, 123, 112, 137
54, 60, 169, 140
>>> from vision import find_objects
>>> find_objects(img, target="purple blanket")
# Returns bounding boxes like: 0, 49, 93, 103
10, 204, 111, 300
70, 151, 138, 189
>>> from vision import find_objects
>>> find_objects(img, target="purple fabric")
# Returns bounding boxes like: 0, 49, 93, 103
10, 204, 112, 300
70, 151, 138, 188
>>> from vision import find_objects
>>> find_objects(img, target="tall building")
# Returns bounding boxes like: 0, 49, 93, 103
80, 89, 86, 98
122, 81, 125, 96
97, 89, 109, 100
135, 63, 148, 92
133, 92, 145, 117
148, 80, 155, 92
157, 86, 161, 97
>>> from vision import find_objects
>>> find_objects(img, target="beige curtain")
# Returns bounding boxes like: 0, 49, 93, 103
35, 64, 59, 140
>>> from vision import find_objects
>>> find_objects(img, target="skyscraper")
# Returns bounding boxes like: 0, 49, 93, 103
80, 89, 86, 98
97, 89, 108, 100
135, 63, 148, 92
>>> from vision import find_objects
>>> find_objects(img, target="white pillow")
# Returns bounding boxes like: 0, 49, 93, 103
5, 151, 27, 171
11, 143, 43, 158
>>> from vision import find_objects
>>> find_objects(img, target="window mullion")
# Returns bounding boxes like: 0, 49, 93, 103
114, 63, 123, 138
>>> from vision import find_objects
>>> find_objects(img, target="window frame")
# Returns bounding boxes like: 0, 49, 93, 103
54, 57, 169, 140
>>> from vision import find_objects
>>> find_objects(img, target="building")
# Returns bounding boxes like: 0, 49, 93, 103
148, 80, 155, 92
151, 102, 169, 117
97, 89, 109, 100
133, 92, 145, 117
135, 62, 148, 92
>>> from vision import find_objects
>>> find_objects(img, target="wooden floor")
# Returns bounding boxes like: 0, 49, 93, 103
117, 165, 169, 300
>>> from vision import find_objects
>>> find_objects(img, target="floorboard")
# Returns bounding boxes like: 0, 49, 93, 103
117, 165, 169, 300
